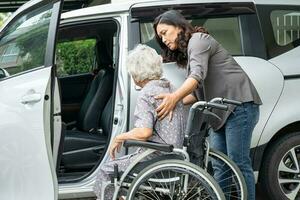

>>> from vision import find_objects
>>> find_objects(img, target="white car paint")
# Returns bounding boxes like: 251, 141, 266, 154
0, 67, 55, 200
233, 57, 284, 147
269, 47, 300, 76
258, 47, 300, 144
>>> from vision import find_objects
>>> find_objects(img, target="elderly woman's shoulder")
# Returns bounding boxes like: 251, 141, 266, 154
140, 79, 173, 97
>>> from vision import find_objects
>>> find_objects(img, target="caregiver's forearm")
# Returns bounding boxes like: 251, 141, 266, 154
173, 78, 198, 102
183, 94, 197, 105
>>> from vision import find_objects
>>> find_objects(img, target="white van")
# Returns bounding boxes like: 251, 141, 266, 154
0, 0, 299, 199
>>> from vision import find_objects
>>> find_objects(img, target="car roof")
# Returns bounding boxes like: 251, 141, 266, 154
61, 0, 251, 20
61, 0, 299, 21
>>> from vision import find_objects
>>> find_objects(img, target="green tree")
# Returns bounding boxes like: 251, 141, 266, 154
15, 11, 51, 72
0, 13, 11, 28
56, 39, 96, 76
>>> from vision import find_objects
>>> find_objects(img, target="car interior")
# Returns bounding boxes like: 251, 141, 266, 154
55, 20, 119, 182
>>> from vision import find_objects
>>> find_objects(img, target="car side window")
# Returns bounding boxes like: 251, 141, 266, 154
192, 17, 242, 55
0, 4, 53, 76
140, 16, 242, 56
270, 10, 300, 46
56, 39, 96, 77
257, 5, 300, 58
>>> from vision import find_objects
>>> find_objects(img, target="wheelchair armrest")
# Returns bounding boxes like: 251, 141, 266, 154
123, 140, 174, 153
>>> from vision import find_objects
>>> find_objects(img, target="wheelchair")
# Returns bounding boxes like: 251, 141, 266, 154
108, 98, 247, 200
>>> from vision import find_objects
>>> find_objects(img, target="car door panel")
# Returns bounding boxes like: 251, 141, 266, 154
0, 0, 62, 199
0, 67, 56, 199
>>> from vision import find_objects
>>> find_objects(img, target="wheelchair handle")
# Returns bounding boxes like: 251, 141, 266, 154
222, 98, 242, 106
210, 97, 242, 106
190, 101, 228, 111
207, 102, 228, 111
185, 101, 227, 136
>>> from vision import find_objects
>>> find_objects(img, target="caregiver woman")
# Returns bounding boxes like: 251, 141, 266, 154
153, 10, 262, 200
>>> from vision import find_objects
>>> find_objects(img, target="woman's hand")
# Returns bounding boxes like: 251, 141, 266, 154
155, 93, 178, 121
109, 137, 122, 160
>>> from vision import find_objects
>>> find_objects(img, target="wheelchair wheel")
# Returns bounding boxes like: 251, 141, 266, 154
207, 149, 248, 200
127, 159, 225, 200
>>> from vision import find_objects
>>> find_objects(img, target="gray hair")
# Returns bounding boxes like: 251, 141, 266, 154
126, 44, 163, 82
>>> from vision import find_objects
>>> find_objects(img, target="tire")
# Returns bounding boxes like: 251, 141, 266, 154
260, 132, 300, 200
207, 149, 248, 200
127, 159, 225, 200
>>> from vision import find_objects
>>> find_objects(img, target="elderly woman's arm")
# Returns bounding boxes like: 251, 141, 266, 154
116, 128, 153, 142
109, 128, 152, 159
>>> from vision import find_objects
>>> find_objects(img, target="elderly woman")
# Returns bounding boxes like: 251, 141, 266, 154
93, 44, 185, 200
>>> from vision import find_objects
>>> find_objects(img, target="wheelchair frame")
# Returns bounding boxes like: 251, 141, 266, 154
108, 98, 247, 200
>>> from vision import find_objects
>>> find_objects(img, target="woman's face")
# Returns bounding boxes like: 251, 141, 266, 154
156, 23, 182, 50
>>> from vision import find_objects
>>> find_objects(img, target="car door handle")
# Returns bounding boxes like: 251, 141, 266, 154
21, 93, 42, 104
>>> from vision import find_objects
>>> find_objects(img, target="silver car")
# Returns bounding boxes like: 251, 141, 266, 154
0, 0, 299, 199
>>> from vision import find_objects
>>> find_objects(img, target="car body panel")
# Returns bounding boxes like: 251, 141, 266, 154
269, 46, 300, 76
259, 78, 300, 145
233, 57, 284, 147
258, 47, 300, 145
254, 0, 300, 5
0, 67, 56, 200
52, 77, 62, 168
61, 0, 259, 22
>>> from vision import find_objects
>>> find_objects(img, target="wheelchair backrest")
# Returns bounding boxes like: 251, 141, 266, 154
185, 108, 219, 166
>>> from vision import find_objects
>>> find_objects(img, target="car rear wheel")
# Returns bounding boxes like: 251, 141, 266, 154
260, 132, 300, 200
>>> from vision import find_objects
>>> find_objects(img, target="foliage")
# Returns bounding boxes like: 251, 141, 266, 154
0, 13, 11, 28
15, 25, 48, 71
14, 11, 51, 72
0, 10, 95, 77
56, 39, 96, 76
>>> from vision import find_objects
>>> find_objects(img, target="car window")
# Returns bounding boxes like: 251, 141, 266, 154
257, 5, 300, 58
140, 16, 242, 56
270, 10, 300, 46
56, 39, 96, 77
0, 4, 53, 76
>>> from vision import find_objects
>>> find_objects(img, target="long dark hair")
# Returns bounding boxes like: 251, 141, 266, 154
153, 10, 208, 68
